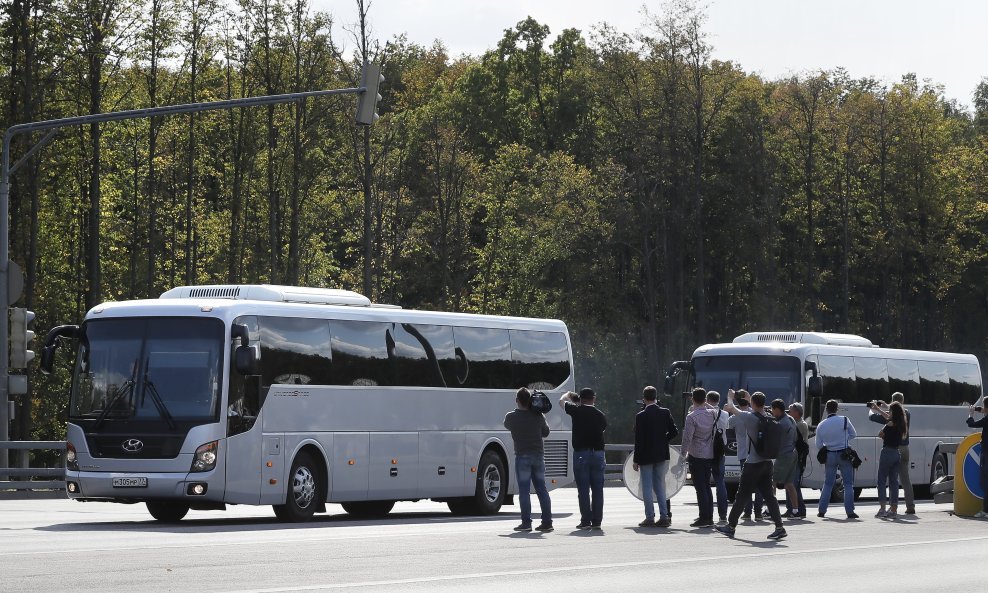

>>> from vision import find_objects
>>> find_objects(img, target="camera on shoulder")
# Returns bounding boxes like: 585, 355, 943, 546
530, 390, 553, 414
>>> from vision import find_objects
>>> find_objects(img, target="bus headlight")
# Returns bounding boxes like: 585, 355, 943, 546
190, 441, 218, 473
66, 442, 79, 471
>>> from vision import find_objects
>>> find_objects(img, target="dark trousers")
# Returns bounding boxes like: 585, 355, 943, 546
688, 457, 714, 521
712, 456, 729, 519
728, 460, 782, 528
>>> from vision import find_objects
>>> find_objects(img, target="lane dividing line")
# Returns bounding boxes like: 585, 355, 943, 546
213, 534, 988, 592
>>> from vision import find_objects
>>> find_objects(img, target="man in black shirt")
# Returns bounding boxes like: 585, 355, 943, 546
560, 388, 607, 529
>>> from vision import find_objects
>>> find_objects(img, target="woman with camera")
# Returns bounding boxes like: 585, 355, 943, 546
875, 402, 908, 519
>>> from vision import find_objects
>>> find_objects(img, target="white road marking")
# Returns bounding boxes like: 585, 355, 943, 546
214, 535, 988, 592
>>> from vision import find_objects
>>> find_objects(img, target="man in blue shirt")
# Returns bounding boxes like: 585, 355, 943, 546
815, 399, 859, 519
967, 399, 988, 518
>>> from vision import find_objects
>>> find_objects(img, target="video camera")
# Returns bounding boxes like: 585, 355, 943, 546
530, 390, 553, 414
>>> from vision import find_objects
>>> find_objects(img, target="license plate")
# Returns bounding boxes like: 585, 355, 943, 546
112, 477, 148, 488
725, 470, 741, 478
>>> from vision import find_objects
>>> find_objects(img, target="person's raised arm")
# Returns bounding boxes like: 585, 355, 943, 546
541, 413, 550, 438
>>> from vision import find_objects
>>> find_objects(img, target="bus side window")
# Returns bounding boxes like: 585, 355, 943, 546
919, 361, 950, 405
509, 329, 571, 390
887, 358, 921, 404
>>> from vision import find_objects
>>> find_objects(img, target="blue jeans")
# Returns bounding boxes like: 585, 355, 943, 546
574, 449, 605, 526
515, 454, 551, 525
640, 461, 670, 520
819, 450, 855, 515
712, 456, 729, 519
688, 457, 714, 521
877, 447, 900, 508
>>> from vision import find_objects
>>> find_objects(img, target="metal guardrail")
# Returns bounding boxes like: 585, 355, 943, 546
0, 441, 66, 498
605, 444, 634, 481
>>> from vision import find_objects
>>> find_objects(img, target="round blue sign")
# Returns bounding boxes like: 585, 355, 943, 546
963, 442, 984, 500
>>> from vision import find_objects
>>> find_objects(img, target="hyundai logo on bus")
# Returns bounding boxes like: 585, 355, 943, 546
122, 439, 144, 453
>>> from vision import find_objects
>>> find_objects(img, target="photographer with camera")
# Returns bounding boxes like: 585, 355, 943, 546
815, 399, 859, 519
871, 401, 908, 519
633, 385, 679, 527
729, 392, 764, 520
868, 392, 915, 514
967, 397, 988, 519
560, 388, 607, 530
504, 387, 553, 532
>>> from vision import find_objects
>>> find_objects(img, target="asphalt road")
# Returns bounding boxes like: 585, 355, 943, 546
2, 487, 986, 593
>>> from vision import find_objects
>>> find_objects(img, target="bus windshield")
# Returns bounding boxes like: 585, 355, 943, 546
693, 355, 801, 406
69, 317, 224, 423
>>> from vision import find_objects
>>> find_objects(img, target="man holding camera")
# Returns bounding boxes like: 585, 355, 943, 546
815, 399, 859, 519
504, 387, 553, 532
869, 392, 915, 514
681, 388, 717, 528
967, 398, 988, 519
560, 388, 607, 529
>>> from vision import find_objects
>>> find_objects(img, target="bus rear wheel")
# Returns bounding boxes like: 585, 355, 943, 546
273, 452, 324, 522
341, 501, 396, 518
146, 501, 190, 522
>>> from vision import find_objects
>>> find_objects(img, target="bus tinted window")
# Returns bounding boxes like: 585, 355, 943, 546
948, 362, 981, 405
331, 320, 391, 386
854, 357, 889, 403
886, 358, 920, 403
510, 330, 571, 390
452, 327, 513, 389
390, 323, 455, 387
819, 355, 856, 402
919, 361, 951, 405
258, 316, 333, 386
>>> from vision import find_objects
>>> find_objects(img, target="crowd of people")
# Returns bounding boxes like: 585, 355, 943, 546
502, 384, 988, 536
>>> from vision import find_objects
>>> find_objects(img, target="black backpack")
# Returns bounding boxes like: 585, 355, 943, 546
711, 410, 725, 459
752, 411, 783, 459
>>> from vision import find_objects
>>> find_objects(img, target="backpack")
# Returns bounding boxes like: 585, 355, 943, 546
752, 411, 783, 459
794, 424, 809, 467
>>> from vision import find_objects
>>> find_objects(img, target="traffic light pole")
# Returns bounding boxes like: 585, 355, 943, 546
0, 72, 379, 465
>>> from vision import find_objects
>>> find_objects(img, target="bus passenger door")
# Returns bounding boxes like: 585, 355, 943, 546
330, 433, 369, 502
369, 433, 419, 499
419, 432, 464, 497
225, 422, 263, 504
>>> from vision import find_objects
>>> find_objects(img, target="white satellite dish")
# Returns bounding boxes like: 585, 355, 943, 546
623, 446, 688, 501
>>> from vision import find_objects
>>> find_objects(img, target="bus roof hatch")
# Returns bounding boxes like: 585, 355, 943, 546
160, 285, 374, 307
732, 332, 875, 347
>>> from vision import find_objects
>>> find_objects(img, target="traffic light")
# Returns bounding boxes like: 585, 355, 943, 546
355, 62, 384, 126
9, 307, 36, 368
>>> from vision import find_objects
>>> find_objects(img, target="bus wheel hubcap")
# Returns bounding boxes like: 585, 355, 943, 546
483, 465, 501, 502
293, 466, 316, 508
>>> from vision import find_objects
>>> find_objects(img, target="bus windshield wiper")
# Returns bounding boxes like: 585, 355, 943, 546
93, 380, 135, 430
143, 375, 176, 430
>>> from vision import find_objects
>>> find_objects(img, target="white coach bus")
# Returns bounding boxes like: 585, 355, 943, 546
39, 285, 575, 522
665, 332, 982, 500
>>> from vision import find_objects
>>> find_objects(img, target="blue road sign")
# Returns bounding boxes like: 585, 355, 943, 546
963, 442, 983, 500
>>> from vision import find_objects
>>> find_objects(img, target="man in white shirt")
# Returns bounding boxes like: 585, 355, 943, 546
815, 399, 859, 519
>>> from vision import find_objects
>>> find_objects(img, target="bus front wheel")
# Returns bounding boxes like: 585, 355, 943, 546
448, 450, 506, 515
146, 501, 190, 522
273, 452, 324, 522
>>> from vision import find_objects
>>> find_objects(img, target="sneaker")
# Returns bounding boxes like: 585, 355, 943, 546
781, 510, 795, 519
656, 517, 671, 528
741, 513, 752, 521
717, 517, 728, 524
513, 523, 532, 532
715, 524, 736, 538
905, 507, 916, 515
589, 524, 602, 531
973, 511, 988, 519
754, 513, 763, 521
638, 518, 656, 527
886, 511, 897, 521
576, 522, 590, 529
794, 511, 807, 518
767, 527, 788, 540
817, 512, 826, 518
875, 510, 887, 519
689, 518, 714, 528
535, 523, 554, 532
847, 512, 859, 519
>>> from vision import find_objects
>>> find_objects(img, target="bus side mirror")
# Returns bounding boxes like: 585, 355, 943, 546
663, 375, 676, 397
235, 345, 259, 376
39, 324, 80, 375
808, 375, 823, 398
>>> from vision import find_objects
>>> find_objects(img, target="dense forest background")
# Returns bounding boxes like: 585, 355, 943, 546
3, 0, 988, 446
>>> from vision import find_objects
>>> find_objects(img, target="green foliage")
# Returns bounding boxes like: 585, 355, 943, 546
2, 2, 987, 451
